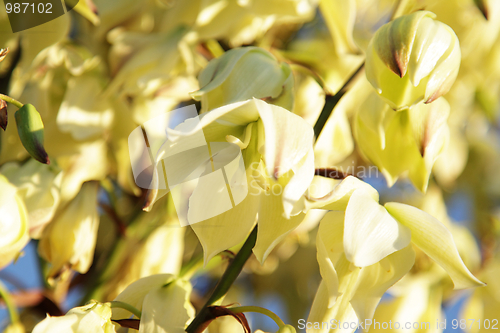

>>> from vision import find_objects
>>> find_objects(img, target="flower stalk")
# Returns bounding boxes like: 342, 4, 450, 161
0, 94, 23, 109
0, 281, 20, 324
185, 226, 258, 333
107, 301, 142, 319
228, 306, 286, 328
313, 64, 364, 138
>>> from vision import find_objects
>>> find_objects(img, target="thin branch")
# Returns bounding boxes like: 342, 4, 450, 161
313, 64, 364, 139
229, 305, 285, 328
185, 226, 258, 333
0, 94, 23, 109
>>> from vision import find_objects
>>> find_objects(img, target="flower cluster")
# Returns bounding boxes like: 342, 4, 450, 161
0, 0, 499, 333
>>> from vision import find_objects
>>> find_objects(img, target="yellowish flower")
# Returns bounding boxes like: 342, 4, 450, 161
106, 26, 197, 98
307, 184, 484, 333
38, 182, 100, 281
368, 273, 444, 333
57, 74, 113, 141
145, 99, 315, 264
32, 301, 116, 333
0, 42, 109, 203
191, 47, 294, 113
291, 70, 325, 127
1, 159, 62, 238
461, 261, 500, 333
0, 175, 29, 269
354, 94, 450, 192
162, 0, 318, 46
112, 274, 195, 333
365, 11, 461, 110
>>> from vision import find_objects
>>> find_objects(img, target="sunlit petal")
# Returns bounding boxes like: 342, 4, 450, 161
385, 202, 485, 289
344, 191, 411, 267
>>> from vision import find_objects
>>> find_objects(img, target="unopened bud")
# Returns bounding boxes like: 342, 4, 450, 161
14, 104, 50, 164
191, 47, 294, 113
365, 11, 461, 110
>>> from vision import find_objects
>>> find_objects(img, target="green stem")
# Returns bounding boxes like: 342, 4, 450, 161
228, 306, 285, 328
0, 281, 20, 324
108, 301, 142, 319
0, 94, 23, 109
289, 64, 331, 95
313, 64, 364, 139
185, 225, 258, 333
179, 251, 237, 280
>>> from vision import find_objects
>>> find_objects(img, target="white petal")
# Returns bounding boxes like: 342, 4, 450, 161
305, 176, 379, 212
57, 75, 113, 141
316, 211, 345, 307
32, 314, 79, 333
112, 274, 175, 320
253, 191, 305, 263
307, 257, 360, 333
319, 0, 358, 54
255, 99, 314, 180
282, 149, 315, 217
344, 191, 411, 267
1, 159, 63, 238
408, 17, 450, 87
191, 191, 259, 265
0, 175, 29, 269
350, 244, 415, 326
139, 279, 195, 333
166, 99, 260, 143
385, 202, 485, 289
58, 140, 108, 202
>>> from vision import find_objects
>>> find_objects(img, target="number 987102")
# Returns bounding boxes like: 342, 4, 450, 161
5, 2, 53, 14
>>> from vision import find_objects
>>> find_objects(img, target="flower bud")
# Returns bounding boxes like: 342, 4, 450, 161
191, 47, 294, 113
32, 301, 116, 333
14, 104, 49, 164
38, 182, 99, 281
365, 11, 461, 110
0, 175, 29, 269
1, 159, 62, 238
